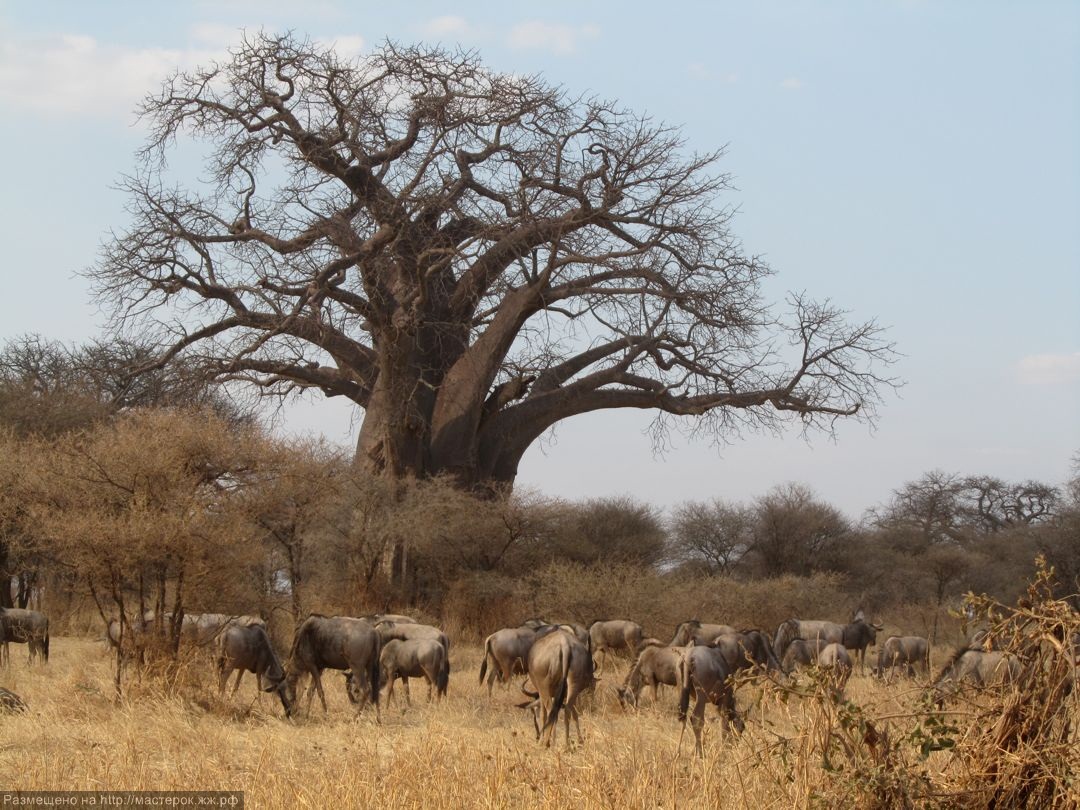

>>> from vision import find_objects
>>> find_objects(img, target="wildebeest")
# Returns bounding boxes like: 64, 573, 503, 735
773, 614, 883, 672
0, 607, 50, 665
519, 627, 597, 747
668, 620, 737, 647
817, 643, 853, 696
214, 623, 292, 717
709, 630, 784, 676
369, 637, 449, 705
932, 647, 1023, 703
375, 620, 450, 653
678, 645, 744, 756
781, 638, 830, 672
283, 615, 381, 718
616, 644, 685, 708
875, 635, 931, 681
104, 610, 160, 657
588, 619, 644, 673
0, 687, 27, 713
479, 624, 557, 696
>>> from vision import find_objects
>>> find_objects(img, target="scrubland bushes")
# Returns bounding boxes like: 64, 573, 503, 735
0, 404, 1077, 667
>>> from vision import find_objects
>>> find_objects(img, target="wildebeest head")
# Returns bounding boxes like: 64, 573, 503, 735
279, 669, 303, 711
263, 673, 293, 718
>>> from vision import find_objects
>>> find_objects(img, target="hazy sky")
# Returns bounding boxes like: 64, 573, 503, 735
1, 1, 1077, 518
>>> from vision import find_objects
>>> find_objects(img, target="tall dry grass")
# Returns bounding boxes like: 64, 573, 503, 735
0, 638, 987, 808
2, 564, 1077, 810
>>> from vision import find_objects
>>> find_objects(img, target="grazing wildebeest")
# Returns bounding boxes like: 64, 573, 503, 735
781, 638, 830, 673
283, 615, 381, 718
616, 644, 685, 708
709, 630, 784, 676
375, 620, 449, 652
214, 623, 292, 717
875, 635, 931, 681
588, 619, 644, 674
668, 620, 737, 647
932, 647, 1023, 703
479, 624, 558, 696
817, 643, 853, 696
519, 627, 597, 747
369, 637, 449, 705
678, 645, 744, 756
0, 687, 27, 713
0, 607, 50, 664
773, 615, 883, 672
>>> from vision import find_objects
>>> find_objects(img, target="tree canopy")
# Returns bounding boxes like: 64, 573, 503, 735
91, 33, 897, 490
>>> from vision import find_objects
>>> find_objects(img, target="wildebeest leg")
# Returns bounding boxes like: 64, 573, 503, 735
530, 701, 541, 740
384, 672, 396, 707
303, 671, 327, 714
720, 686, 744, 736
313, 673, 330, 713
402, 676, 412, 707
691, 688, 707, 757
217, 664, 232, 697
540, 699, 551, 745
563, 698, 583, 747
230, 668, 244, 697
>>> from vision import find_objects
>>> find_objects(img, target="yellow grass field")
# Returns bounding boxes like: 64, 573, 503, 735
0, 636, 964, 809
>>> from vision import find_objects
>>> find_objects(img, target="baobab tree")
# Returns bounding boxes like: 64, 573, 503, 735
91, 34, 896, 491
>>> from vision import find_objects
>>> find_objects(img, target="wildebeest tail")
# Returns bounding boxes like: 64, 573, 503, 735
479, 635, 492, 686
541, 648, 569, 737
43, 621, 50, 662
677, 653, 693, 723
437, 648, 450, 697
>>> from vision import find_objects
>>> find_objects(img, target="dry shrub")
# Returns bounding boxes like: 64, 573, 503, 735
934, 559, 1080, 808
762, 556, 1080, 809
441, 572, 521, 643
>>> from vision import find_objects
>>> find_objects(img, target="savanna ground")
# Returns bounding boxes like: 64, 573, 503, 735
0, 634, 1024, 809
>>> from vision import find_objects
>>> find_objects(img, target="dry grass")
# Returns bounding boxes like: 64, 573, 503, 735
0, 639, 931, 809
1, 627, 1076, 809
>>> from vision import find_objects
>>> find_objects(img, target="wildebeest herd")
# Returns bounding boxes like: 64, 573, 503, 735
0, 604, 1047, 754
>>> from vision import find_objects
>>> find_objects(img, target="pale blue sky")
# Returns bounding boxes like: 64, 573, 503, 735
1, 1, 1077, 517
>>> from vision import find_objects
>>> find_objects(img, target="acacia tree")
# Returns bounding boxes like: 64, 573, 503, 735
749, 483, 850, 577
92, 34, 896, 491
668, 499, 754, 575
